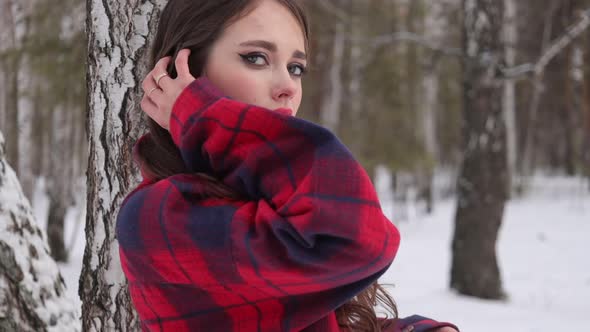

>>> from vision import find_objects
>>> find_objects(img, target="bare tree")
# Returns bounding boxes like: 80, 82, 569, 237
13, 0, 36, 201
450, 0, 508, 299
0, 130, 80, 331
0, 0, 37, 200
319, 21, 345, 132
503, 0, 518, 185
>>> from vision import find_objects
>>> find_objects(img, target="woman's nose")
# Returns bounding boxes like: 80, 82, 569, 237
271, 71, 297, 102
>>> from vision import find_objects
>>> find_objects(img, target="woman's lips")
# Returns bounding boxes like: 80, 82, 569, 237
275, 108, 293, 116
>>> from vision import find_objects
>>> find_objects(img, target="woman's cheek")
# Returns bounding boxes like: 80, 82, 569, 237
227, 72, 264, 105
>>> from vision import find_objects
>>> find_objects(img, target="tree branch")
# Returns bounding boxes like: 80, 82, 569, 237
503, 7, 590, 79
361, 6, 590, 80
368, 31, 463, 57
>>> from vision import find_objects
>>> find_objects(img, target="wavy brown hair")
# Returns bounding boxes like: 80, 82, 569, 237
136, 0, 398, 330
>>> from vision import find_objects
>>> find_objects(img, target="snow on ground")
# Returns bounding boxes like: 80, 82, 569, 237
34, 175, 590, 331
32, 178, 85, 311
379, 175, 590, 331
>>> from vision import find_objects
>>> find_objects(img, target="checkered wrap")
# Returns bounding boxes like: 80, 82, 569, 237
116, 78, 457, 332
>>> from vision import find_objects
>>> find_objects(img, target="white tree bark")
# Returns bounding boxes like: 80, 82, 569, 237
81, 1, 166, 331
347, 1, 365, 158
320, 22, 345, 132
0, 0, 20, 180
419, 0, 450, 210
0, 0, 8, 135
13, 0, 36, 201
422, 1, 444, 164
0, 130, 80, 331
503, 0, 517, 185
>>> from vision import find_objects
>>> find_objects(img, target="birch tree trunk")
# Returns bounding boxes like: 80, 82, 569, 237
319, 21, 345, 132
0, 130, 80, 331
347, 0, 366, 159
450, 0, 508, 300
583, 26, 590, 186
420, 0, 447, 212
503, 0, 517, 185
13, 0, 36, 201
422, 2, 445, 167
0, 0, 19, 170
81, 1, 165, 330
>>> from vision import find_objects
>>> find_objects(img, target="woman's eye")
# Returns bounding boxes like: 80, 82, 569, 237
289, 64, 306, 77
240, 53, 267, 66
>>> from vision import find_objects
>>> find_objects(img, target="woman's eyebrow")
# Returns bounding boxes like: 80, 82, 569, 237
239, 39, 307, 60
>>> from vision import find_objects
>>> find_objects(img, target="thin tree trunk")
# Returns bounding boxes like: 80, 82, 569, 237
562, 44, 577, 175
347, 0, 366, 159
451, 0, 508, 300
319, 21, 345, 132
561, 2, 579, 176
583, 27, 590, 186
421, 0, 446, 212
520, 1, 559, 177
13, 0, 36, 201
81, 1, 166, 331
0, 58, 19, 172
0, 0, 21, 186
0, 0, 19, 171
503, 0, 517, 186
46, 106, 69, 262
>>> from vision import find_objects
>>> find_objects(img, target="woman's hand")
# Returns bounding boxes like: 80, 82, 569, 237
140, 48, 196, 130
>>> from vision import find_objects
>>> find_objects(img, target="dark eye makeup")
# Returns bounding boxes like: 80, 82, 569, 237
239, 52, 307, 77
239, 52, 268, 66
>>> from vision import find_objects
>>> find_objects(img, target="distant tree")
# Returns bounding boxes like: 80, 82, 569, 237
0, 0, 19, 170
450, 0, 508, 299
26, 0, 86, 263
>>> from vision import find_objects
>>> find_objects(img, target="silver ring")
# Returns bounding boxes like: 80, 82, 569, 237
155, 73, 169, 86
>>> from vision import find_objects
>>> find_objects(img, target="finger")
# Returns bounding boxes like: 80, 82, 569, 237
175, 49, 195, 80
402, 325, 415, 332
152, 56, 172, 82
141, 96, 168, 129
147, 87, 164, 104
140, 97, 159, 120
143, 67, 160, 92
141, 74, 151, 92
156, 73, 173, 90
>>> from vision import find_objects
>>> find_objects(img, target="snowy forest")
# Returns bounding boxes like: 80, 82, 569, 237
0, 0, 589, 331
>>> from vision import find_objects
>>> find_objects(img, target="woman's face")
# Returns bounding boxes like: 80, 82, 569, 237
202, 0, 307, 116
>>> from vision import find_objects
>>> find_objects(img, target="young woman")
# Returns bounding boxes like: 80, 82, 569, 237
116, 0, 459, 331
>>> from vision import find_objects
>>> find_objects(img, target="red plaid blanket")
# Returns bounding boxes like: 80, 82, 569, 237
116, 78, 457, 332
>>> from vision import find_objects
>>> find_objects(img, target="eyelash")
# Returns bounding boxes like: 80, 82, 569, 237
239, 52, 307, 77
